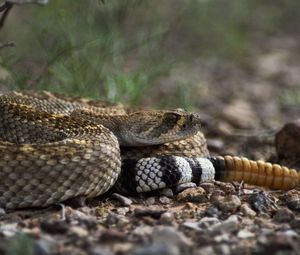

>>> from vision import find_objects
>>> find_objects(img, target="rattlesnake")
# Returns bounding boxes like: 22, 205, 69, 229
0, 91, 299, 210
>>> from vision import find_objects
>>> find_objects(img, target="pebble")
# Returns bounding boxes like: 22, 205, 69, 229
209, 217, 240, 235
158, 196, 172, 204
111, 193, 133, 206
206, 139, 224, 152
275, 119, 300, 165
183, 221, 205, 232
33, 237, 56, 255
194, 246, 216, 255
240, 203, 256, 218
277, 229, 298, 237
273, 208, 295, 223
132, 225, 153, 236
152, 226, 193, 250
213, 182, 235, 193
237, 229, 255, 239
290, 217, 300, 229
160, 188, 174, 197
99, 229, 127, 242
198, 217, 220, 229
69, 225, 89, 237
116, 207, 130, 215
199, 183, 215, 193
176, 187, 207, 203
214, 233, 231, 243
105, 213, 121, 226
40, 219, 69, 234
159, 212, 174, 225
212, 194, 241, 213
0, 208, 6, 216
204, 207, 222, 217
0, 223, 19, 237
131, 243, 179, 255
144, 197, 156, 206
134, 208, 167, 219
116, 216, 130, 228
214, 244, 231, 255
279, 190, 300, 212
88, 247, 114, 255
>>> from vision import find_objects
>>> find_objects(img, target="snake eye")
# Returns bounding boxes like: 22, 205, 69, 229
189, 115, 194, 122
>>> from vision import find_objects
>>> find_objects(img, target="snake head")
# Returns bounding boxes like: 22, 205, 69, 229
118, 110, 202, 146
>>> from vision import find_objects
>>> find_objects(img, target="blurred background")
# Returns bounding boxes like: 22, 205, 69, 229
1, 0, 300, 128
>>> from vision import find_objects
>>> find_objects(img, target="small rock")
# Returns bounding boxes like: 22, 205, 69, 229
204, 207, 222, 217
88, 247, 114, 255
0, 223, 19, 237
212, 195, 241, 213
144, 197, 156, 206
105, 213, 121, 226
181, 221, 201, 231
0, 208, 6, 216
159, 196, 172, 204
40, 219, 69, 234
111, 193, 133, 206
277, 230, 298, 237
160, 188, 174, 197
237, 229, 255, 239
116, 207, 130, 215
273, 208, 295, 223
99, 229, 127, 242
240, 204, 256, 217
231, 245, 251, 255
209, 217, 239, 235
290, 217, 300, 229
214, 244, 231, 255
175, 182, 197, 193
279, 190, 300, 212
69, 225, 88, 237
116, 216, 130, 228
206, 139, 224, 152
195, 246, 216, 255
131, 243, 179, 255
198, 217, 220, 229
152, 226, 193, 250
199, 183, 215, 193
160, 212, 174, 225
132, 225, 153, 236
213, 182, 235, 193
33, 237, 56, 255
214, 233, 231, 243
275, 119, 300, 165
134, 208, 167, 219
177, 187, 207, 203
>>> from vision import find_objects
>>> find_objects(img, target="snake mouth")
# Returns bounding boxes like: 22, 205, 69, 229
118, 125, 200, 147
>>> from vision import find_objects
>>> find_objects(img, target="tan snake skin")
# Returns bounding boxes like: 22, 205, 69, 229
0, 91, 204, 209
1, 91, 299, 210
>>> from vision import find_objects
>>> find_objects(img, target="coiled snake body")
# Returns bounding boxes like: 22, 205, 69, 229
0, 91, 299, 210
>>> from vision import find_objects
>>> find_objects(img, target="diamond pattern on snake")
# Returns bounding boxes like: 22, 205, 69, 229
0, 91, 299, 210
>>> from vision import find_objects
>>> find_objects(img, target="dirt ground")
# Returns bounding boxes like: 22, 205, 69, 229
1, 35, 300, 255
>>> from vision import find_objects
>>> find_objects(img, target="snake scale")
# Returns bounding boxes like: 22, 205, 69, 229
0, 91, 299, 210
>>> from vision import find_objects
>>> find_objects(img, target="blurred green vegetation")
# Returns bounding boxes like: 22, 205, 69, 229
1, 0, 300, 106
6, 234, 33, 255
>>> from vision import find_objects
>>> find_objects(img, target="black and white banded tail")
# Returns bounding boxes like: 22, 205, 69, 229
117, 156, 300, 193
